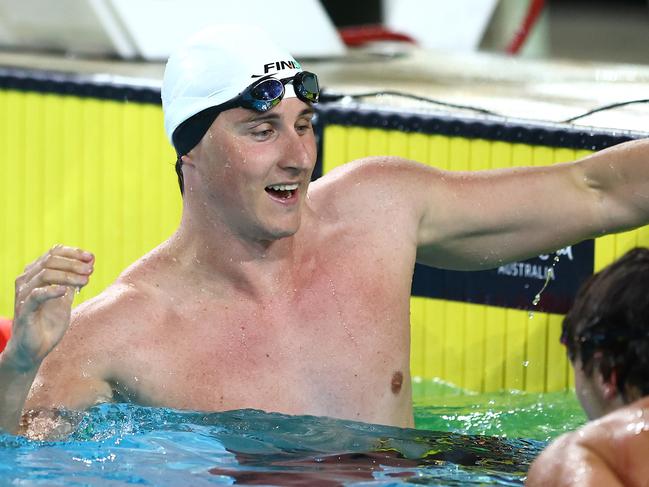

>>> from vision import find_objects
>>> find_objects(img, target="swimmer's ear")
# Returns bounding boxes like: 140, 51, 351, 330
180, 154, 196, 167
600, 368, 619, 400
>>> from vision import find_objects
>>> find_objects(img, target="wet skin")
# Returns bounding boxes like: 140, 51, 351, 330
527, 396, 649, 487
11, 96, 649, 435
24, 98, 415, 428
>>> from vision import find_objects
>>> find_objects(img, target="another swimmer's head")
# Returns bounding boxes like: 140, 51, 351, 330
562, 247, 649, 408
161, 25, 320, 195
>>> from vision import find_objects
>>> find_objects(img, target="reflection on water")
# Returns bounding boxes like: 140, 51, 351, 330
413, 380, 586, 442
0, 385, 584, 486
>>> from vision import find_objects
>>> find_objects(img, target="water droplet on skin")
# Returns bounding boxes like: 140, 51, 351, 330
626, 421, 647, 435
329, 279, 355, 343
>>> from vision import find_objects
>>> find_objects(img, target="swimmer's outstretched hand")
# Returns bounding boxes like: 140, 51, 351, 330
4, 245, 94, 372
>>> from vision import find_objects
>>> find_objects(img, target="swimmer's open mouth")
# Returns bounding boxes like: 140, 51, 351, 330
265, 183, 298, 200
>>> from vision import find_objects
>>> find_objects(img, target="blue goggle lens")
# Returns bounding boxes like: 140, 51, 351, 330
238, 71, 319, 112
250, 79, 284, 101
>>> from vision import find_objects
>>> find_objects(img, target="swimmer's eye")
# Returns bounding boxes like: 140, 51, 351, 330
250, 126, 275, 140
296, 121, 313, 134
295, 116, 314, 134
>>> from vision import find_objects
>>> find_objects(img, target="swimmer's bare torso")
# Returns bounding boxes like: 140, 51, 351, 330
25, 164, 417, 428
18, 109, 649, 434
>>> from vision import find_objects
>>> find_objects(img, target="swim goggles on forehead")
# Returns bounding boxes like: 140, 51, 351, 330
227, 71, 320, 112
171, 71, 319, 162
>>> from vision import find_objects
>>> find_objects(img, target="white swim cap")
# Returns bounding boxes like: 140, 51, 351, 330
162, 24, 302, 148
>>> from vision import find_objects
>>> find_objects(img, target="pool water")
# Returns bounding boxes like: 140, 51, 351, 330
0, 381, 586, 486
412, 379, 586, 441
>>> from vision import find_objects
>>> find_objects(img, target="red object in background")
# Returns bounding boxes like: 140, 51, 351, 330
506, 0, 546, 55
338, 24, 417, 47
0, 318, 12, 353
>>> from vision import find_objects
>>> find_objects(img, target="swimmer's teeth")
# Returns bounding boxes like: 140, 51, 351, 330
267, 184, 298, 191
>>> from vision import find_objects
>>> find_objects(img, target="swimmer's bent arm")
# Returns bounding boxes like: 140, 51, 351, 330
0, 246, 94, 434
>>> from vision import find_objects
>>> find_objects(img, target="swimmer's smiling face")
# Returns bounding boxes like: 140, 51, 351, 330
185, 97, 317, 240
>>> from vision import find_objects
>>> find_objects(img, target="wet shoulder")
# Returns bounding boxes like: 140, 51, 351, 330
578, 400, 649, 483
311, 156, 408, 197
70, 277, 168, 338
308, 156, 427, 226
70, 248, 177, 336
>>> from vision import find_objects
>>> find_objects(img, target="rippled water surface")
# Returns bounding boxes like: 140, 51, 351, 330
413, 380, 586, 441
0, 382, 586, 486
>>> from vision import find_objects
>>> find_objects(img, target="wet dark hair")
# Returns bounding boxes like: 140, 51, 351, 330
172, 105, 224, 195
562, 247, 649, 400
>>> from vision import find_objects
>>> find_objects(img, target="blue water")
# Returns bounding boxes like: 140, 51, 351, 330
0, 386, 585, 486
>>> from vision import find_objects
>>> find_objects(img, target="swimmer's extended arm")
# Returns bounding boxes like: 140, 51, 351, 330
408, 138, 649, 269
0, 246, 94, 434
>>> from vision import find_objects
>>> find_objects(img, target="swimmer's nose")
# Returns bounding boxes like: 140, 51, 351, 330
278, 130, 316, 172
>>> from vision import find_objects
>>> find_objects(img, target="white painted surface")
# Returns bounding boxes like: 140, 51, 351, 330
0, 0, 116, 55
0, 0, 346, 60
383, 0, 499, 51
108, 0, 346, 59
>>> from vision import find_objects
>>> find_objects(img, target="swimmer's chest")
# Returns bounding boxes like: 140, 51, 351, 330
186, 247, 410, 364
129, 244, 413, 412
